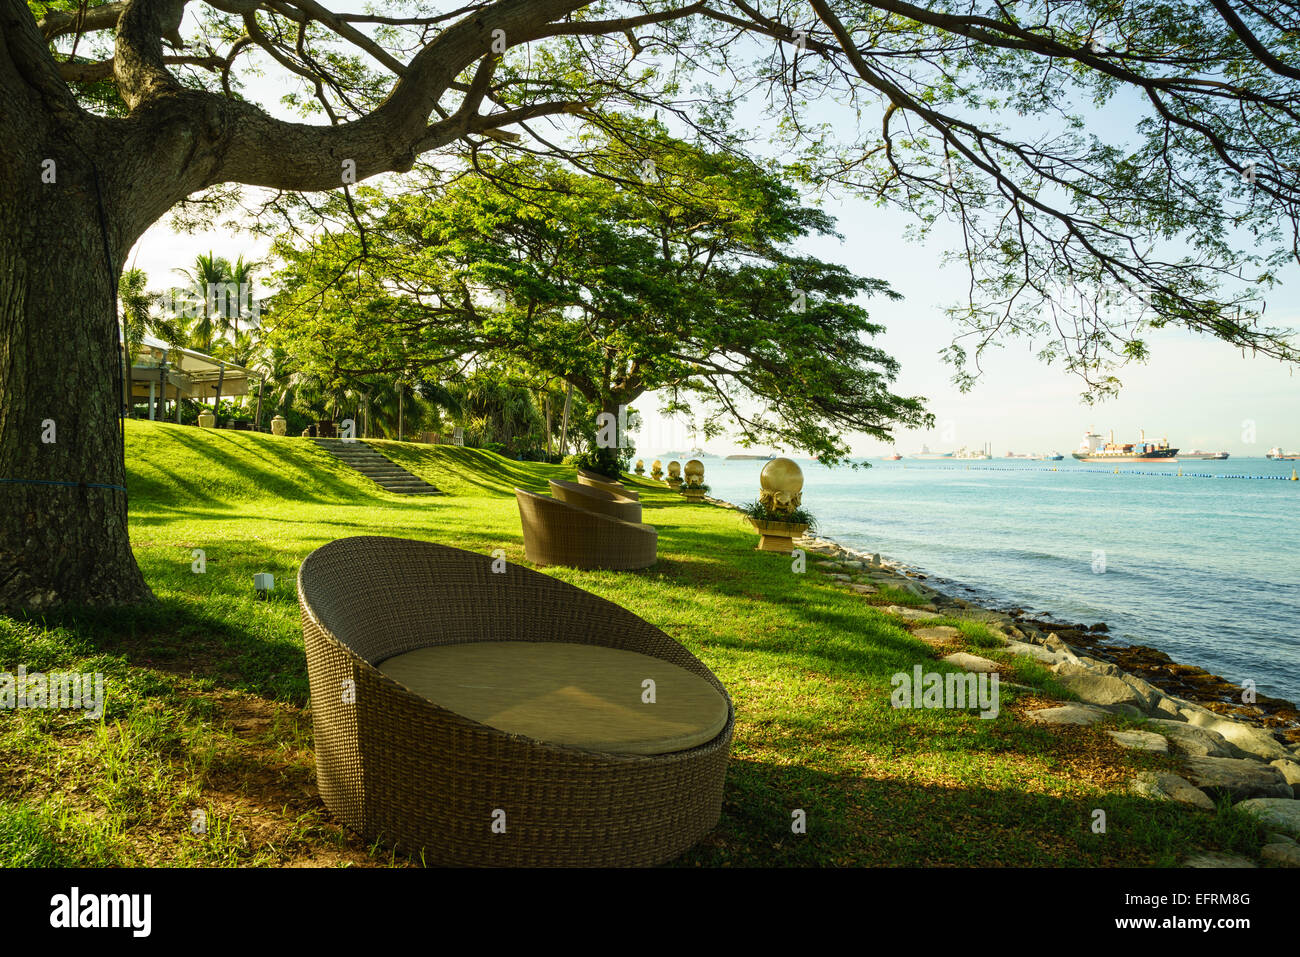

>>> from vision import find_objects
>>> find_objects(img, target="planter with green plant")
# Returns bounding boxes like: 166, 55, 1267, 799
681, 481, 710, 503
738, 501, 816, 553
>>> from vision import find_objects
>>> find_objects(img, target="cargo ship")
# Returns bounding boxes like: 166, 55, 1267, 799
1071, 429, 1179, 463
1006, 451, 1065, 460
1179, 450, 1230, 460
909, 445, 953, 460
1267, 447, 1300, 460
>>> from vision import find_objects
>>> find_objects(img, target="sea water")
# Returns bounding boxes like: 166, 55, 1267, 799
692, 456, 1300, 703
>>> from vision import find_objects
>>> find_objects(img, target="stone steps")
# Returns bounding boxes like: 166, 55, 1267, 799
312, 438, 441, 495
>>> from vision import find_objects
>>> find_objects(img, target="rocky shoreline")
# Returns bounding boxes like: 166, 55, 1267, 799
711, 494, 1300, 866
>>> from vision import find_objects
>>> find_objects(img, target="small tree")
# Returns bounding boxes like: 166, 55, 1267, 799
269, 129, 931, 466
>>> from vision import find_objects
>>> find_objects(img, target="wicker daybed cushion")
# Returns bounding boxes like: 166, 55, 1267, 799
375, 641, 728, 756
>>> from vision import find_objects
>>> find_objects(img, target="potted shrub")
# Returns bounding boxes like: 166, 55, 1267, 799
681, 481, 709, 503
738, 500, 816, 553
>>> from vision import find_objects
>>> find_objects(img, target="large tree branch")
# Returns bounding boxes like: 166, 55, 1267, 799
105, 0, 595, 204
1, 0, 82, 115
38, 0, 129, 40
1208, 0, 1300, 81
59, 53, 226, 83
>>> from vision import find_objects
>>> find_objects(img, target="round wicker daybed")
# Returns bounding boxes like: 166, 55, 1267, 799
515, 487, 657, 570
548, 478, 642, 524
298, 536, 733, 867
576, 469, 639, 500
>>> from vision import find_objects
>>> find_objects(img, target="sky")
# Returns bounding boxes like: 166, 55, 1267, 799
124, 2, 1300, 459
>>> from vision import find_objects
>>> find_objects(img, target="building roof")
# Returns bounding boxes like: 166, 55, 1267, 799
126, 333, 260, 400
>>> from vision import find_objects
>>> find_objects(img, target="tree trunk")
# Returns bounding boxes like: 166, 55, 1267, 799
544, 392, 552, 458
0, 143, 152, 611
559, 383, 573, 456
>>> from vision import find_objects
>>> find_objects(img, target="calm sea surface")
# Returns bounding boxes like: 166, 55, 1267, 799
690, 456, 1300, 703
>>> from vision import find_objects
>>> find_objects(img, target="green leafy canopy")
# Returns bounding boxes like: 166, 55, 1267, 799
266, 120, 931, 465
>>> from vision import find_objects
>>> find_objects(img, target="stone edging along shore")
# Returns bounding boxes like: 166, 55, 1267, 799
706, 494, 1300, 866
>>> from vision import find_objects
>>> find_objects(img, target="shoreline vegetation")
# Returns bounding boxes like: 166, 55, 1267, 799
3, 422, 1298, 867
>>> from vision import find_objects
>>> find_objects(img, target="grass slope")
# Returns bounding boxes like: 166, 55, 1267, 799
0, 420, 1263, 866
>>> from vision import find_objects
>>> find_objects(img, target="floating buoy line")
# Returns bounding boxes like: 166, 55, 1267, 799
883, 464, 1297, 482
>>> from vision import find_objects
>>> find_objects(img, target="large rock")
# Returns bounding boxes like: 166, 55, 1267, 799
1206, 720, 1292, 761
1061, 657, 1124, 678
1261, 843, 1300, 867
1143, 719, 1238, 758
942, 652, 1000, 674
1271, 759, 1300, 787
912, 625, 961, 645
886, 605, 941, 621
1132, 771, 1214, 810
848, 582, 877, 595
1119, 674, 1163, 712
1054, 672, 1146, 709
1183, 851, 1258, 868
1153, 696, 1185, 719
1108, 730, 1169, 753
1004, 640, 1066, 665
1181, 757, 1294, 802
1027, 704, 1110, 726
1235, 798, 1300, 839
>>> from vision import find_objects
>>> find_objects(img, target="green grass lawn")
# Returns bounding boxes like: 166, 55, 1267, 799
0, 420, 1264, 866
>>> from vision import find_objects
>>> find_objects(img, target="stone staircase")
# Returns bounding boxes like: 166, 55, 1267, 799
312, 438, 441, 495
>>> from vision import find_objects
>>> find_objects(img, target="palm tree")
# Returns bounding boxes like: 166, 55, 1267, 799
451, 373, 545, 453
213, 329, 258, 369
173, 252, 231, 352
226, 254, 262, 338
118, 267, 162, 415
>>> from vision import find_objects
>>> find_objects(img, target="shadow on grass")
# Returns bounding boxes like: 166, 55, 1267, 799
130, 425, 385, 508
672, 756, 1260, 867
4, 593, 311, 703
372, 443, 568, 496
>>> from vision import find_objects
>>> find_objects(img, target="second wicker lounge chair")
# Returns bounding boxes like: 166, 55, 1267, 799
548, 478, 642, 524
515, 487, 656, 570
576, 469, 638, 500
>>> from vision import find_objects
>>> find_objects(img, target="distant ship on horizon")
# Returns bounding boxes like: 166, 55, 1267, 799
1072, 429, 1179, 463
1179, 450, 1230, 460
1267, 446, 1300, 460
1005, 451, 1066, 461
910, 445, 954, 460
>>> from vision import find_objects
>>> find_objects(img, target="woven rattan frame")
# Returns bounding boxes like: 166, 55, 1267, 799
298, 536, 733, 866
576, 469, 639, 500
548, 479, 643, 524
516, 488, 657, 570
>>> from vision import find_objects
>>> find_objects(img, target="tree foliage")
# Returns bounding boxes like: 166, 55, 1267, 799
19, 0, 1300, 395
268, 125, 930, 464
